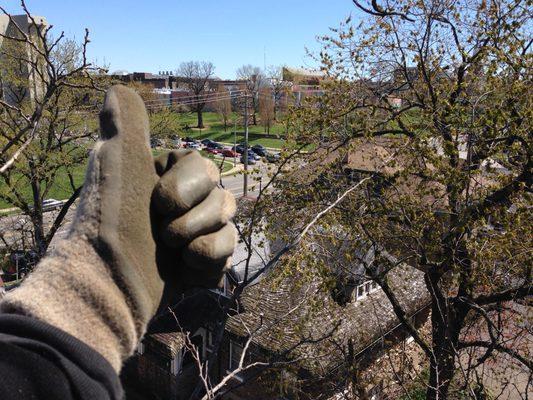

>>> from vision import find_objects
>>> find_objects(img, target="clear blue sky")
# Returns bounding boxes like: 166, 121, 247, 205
4, 0, 357, 79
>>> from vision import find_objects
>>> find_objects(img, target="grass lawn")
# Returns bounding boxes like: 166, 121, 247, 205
0, 163, 87, 210
163, 112, 286, 148
85, 111, 287, 149
0, 149, 234, 210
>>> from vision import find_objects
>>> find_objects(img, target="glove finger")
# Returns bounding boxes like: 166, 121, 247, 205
152, 152, 219, 216
182, 223, 237, 270
154, 149, 194, 177
160, 188, 236, 248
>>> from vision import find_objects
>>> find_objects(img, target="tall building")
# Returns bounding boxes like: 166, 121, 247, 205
0, 14, 48, 105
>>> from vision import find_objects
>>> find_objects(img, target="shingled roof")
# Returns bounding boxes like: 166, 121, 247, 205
144, 331, 186, 359
225, 258, 429, 373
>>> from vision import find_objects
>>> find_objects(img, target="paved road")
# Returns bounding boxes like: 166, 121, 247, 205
222, 172, 263, 197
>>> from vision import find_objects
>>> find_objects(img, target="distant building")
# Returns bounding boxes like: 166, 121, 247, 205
282, 67, 327, 105
0, 14, 48, 105
109, 71, 249, 113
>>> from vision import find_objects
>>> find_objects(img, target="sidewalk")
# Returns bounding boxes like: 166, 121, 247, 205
221, 163, 243, 177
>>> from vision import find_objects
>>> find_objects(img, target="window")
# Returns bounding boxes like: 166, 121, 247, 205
170, 353, 182, 375
229, 341, 244, 372
354, 279, 379, 301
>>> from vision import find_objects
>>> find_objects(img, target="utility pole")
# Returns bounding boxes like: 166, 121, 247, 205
243, 92, 249, 197
233, 117, 237, 167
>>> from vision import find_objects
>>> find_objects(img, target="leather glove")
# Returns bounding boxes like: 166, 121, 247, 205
0, 85, 236, 371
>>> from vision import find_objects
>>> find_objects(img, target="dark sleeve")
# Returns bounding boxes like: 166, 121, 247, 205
0, 314, 123, 400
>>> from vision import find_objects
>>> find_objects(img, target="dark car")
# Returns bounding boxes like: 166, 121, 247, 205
249, 150, 261, 161
207, 142, 224, 150
265, 152, 281, 163
240, 153, 257, 165
184, 137, 200, 144
232, 144, 247, 154
201, 138, 214, 146
251, 144, 267, 157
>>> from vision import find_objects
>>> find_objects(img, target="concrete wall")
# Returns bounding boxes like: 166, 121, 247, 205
0, 14, 48, 105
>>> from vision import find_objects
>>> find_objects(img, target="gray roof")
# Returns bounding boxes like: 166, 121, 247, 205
225, 248, 430, 374
230, 227, 270, 285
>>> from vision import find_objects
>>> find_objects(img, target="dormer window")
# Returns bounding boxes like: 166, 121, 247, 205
354, 280, 378, 301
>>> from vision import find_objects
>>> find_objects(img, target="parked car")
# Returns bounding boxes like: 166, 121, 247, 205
265, 152, 281, 163
203, 147, 220, 155
29, 198, 63, 213
232, 144, 247, 154
231, 144, 244, 154
184, 136, 199, 143
240, 153, 257, 165
184, 141, 201, 149
248, 150, 261, 161
251, 144, 267, 157
221, 148, 238, 158
207, 142, 224, 151
201, 138, 214, 146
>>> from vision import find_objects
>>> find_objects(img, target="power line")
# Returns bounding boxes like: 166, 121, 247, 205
142, 89, 247, 104
144, 94, 246, 109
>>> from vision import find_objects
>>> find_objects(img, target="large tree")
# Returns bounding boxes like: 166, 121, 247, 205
0, 4, 106, 260
258, 87, 274, 135
214, 84, 232, 132
177, 61, 215, 129
236, 64, 265, 125
266, 65, 287, 121
270, 0, 532, 398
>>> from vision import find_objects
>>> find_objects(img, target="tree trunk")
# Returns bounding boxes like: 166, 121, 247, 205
196, 109, 204, 129
425, 288, 466, 400
427, 345, 456, 400
29, 160, 46, 259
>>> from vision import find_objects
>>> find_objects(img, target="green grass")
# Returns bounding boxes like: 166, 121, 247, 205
0, 163, 87, 210
169, 112, 286, 148
85, 111, 287, 148
0, 149, 234, 210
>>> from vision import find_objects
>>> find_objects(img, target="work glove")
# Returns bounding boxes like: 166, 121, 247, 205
0, 85, 236, 371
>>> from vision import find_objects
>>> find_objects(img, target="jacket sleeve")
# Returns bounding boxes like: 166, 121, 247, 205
0, 313, 123, 400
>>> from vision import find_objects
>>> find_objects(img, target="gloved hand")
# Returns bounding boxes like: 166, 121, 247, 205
0, 85, 236, 371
